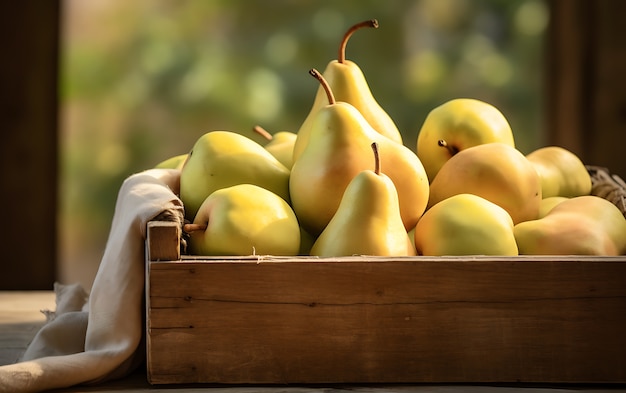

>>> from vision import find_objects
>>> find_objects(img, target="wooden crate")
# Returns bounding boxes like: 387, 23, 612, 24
145, 221, 626, 385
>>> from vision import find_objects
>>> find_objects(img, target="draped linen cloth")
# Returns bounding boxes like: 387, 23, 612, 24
0, 168, 184, 393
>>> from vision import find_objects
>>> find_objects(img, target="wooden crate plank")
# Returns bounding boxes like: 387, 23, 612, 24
146, 258, 626, 384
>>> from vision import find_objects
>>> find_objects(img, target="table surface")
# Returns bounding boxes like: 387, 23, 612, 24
1, 290, 625, 393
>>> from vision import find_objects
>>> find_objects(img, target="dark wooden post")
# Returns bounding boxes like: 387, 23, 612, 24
0, 2, 60, 289
546, 0, 626, 178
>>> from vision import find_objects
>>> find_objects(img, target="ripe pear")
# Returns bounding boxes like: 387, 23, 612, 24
290, 69, 430, 236
310, 143, 417, 257
186, 184, 300, 256
514, 195, 626, 255
154, 153, 188, 170
253, 125, 297, 169
427, 142, 542, 224
525, 145, 592, 198
292, 19, 402, 163
416, 98, 515, 182
414, 193, 518, 256
538, 196, 569, 218
180, 131, 290, 221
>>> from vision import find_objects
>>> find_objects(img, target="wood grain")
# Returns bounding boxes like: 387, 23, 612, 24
147, 256, 626, 384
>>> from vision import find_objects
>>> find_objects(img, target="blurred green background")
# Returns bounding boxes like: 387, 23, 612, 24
59, 0, 547, 289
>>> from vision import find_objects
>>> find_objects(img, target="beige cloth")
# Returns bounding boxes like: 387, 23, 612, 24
0, 169, 184, 393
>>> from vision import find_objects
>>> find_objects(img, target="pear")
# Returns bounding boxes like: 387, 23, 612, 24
414, 193, 518, 256
538, 196, 569, 218
514, 195, 626, 255
292, 19, 402, 163
525, 145, 592, 198
416, 98, 515, 182
154, 153, 188, 170
185, 184, 300, 256
180, 130, 290, 221
253, 125, 297, 169
427, 142, 542, 224
290, 69, 430, 236
298, 226, 317, 256
310, 142, 416, 257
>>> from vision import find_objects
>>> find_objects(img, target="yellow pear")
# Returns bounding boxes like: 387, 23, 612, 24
525, 145, 592, 198
416, 98, 515, 182
292, 19, 402, 163
538, 196, 569, 218
253, 125, 297, 169
310, 142, 416, 257
186, 184, 300, 256
514, 195, 626, 255
180, 131, 290, 221
414, 193, 518, 256
290, 69, 429, 236
154, 153, 188, 170
427, 142, 542, 224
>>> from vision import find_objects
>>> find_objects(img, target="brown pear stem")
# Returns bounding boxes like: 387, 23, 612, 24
309, 68, 335, 105
371, 142, 381, 175
253, 125, 273, 141
438, 139, 460, 156
183, 223, 207, 233
338, 19, 379, 64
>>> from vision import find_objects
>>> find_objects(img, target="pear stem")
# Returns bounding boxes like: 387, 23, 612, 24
183, 223, 207, 233
371, 142, 381, 175
309, 68, 335, 105
253, 125, 273, 141
338, 19, 379, 64
438, 139, 460, 156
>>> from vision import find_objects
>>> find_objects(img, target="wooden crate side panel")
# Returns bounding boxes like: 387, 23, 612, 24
147, 259, 626, 384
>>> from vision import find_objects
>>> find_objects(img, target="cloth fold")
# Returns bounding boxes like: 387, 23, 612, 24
0, 168, 184, 393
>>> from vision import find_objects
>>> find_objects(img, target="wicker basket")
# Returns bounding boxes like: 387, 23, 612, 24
587, 165, 626, 218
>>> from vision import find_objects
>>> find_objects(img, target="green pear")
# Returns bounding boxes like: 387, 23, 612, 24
525, 145, 592, 198
253, 125, 297, 169
290, 69, 430, 236
180, 130, 290, 221
427, 142, 542, 224
514, 195, 626, 255
292, 19, 402, 163
310, 142, 416, 257
186, 184, 300, 256
414, 193, 518, 256
416, 98, 515, 182
154, 153, 188, 170
538, 196, 569, 218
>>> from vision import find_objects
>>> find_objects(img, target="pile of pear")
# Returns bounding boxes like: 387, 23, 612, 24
154, 19, 626, 258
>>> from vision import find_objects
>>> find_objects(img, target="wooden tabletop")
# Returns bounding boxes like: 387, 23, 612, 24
1, 290, 625, 393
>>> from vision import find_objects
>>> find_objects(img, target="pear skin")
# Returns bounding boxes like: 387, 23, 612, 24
526, 145, 592, 198
416, 98, 515, 182
414, 193, 518, 256
187, 184, 300, 256
293, 20, 402, 163
514, 195, 626, 255
290, 69, 429, 236
310, 143, 416, 257
538, 196, 569, 218
253, 125, 297, 169
427, 142, 541, 224
154, 153, 188, 170
180, 131, 291, 221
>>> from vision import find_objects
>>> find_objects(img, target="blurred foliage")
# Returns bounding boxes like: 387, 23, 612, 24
59, 0, 548, 287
